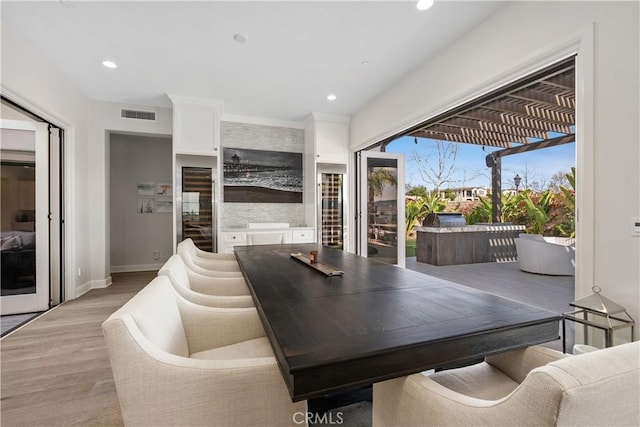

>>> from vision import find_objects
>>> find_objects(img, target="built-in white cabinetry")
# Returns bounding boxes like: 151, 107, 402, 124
219, 225, 316, 254
305, 113, 350, 165
169, 95, 224, 251
168, 95, 223, 156
219, 231, 247, 254
304, 113, 350, 243
316, 120, 349, 164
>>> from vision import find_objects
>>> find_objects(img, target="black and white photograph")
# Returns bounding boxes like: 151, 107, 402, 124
136, 181, 155, 196
223, 148, 302, 203
137, 198, 155, 214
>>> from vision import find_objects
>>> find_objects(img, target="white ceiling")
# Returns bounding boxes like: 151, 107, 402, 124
1, 1, 504, 122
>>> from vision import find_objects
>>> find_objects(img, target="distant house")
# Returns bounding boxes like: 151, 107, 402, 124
439, 187, 489, 202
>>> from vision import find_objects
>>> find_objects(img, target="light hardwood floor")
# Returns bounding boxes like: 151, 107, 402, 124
1, 312, 43, 336
1, 271, 154, 427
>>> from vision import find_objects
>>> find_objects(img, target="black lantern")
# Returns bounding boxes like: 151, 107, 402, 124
513, 174, 521, 193
562, 286, 636, 353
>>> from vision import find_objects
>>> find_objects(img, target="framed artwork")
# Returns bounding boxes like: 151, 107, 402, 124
223, 148, 302, 203
137, 181, 155, 196
156, 182, 172, 197
156, 198, 173, 213
137, 198, 155, 214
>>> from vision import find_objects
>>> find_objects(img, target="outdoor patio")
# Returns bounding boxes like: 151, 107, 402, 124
405, 257, 575, 352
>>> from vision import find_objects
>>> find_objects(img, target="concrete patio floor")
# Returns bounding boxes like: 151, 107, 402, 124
405, 257, 575, 352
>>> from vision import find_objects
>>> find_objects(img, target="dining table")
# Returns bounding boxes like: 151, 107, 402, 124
233, 243, 562, 402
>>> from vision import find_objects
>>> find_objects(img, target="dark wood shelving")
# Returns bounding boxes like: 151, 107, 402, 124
182, 167, 213, 252
321, 173, 343, 249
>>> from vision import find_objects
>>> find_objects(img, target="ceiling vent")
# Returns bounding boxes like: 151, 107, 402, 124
120, 109, 156, 121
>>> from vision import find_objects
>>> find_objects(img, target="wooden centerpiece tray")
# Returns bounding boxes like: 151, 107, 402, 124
290, 252, 344, 277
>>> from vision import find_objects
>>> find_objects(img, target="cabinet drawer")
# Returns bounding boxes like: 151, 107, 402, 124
223, 232, 246, 242
292, 229, 315, 243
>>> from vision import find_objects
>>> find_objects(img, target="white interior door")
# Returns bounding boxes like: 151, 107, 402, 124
358, 151, 405, 267
1, 120, 50, 314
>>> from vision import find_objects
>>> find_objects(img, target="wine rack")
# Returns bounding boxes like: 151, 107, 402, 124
181, 167, 214, 252
321, 173, 343, 249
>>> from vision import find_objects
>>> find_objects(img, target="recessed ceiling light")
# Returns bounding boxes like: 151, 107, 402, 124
233, 33, 248, 43
327, 94, 337, 101
102, 60, 117, 69
417, 0, 434, 11
361, 61, 369, 66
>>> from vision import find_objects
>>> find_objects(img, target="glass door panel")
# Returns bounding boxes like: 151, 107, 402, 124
359, 151, 405, 267
1, 120, 49, 314
181, 167, 214, 252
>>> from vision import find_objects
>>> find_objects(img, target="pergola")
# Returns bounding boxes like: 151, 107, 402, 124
382, 57, 576, 222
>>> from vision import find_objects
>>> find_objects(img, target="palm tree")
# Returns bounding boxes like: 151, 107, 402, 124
368, 167, 397, 225
405, 194, 445, 236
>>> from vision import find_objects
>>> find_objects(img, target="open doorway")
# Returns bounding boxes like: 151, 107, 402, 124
358, 58, 577, 349
109, 133, 172, 274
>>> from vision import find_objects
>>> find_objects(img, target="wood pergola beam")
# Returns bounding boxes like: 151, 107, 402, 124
412, 129, 509, 148
507, 92, 575, 113
438, 116, 549, 140
460, 109, 574, 134
428, 123, 530, 144
483, 99, 575, 126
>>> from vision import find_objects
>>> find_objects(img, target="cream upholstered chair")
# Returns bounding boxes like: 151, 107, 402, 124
178, 244, 244, 278
158, 254, 253, 306
103, 276, 306, 427
373, 342, 640, 427
515, 233, 575, 276
177, 240, 241, 272
179, 237, 237, 261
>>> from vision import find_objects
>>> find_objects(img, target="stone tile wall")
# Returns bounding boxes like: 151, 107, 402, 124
220, 121, 307, 228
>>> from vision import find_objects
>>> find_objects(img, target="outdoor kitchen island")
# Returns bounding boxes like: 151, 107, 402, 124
416, 217, 525, 266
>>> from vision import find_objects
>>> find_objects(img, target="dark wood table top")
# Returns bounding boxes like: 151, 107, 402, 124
234, 244, 561, 402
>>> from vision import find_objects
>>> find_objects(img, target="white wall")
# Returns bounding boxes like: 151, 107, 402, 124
351, 1, 640, 333
1, 22, 91, 298
110, 133, 172, 272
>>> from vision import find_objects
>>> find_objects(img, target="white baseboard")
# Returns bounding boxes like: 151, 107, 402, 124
110, 264, 162, 273
75, 276, 113, 297
75, 281, 92, 297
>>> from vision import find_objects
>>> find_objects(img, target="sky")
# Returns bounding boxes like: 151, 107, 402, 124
387, 136, 575, 191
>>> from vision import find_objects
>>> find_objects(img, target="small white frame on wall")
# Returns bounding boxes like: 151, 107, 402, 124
137, 181, 155, 196
137, 198, 155, 214
156, 182, 172, 197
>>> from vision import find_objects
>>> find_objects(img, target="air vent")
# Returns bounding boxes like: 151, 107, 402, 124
120, 109, 156, 121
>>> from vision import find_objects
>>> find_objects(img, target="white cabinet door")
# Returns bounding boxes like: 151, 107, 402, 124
316, 120, 349, 164
169, 96, 223, 156
173, 105, 219, 155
